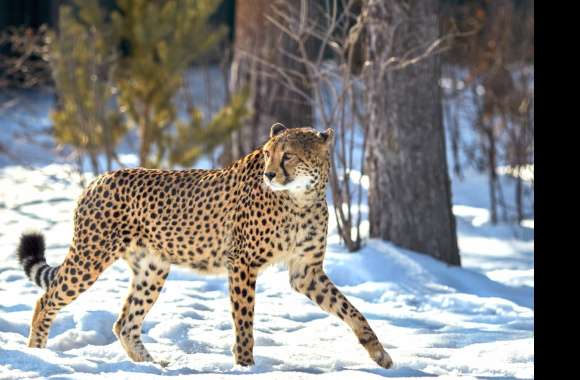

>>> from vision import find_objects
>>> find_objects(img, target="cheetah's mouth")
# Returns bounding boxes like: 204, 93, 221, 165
265, 176, 312, 192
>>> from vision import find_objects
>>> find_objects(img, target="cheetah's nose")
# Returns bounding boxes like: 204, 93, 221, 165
264, 172, 276, 180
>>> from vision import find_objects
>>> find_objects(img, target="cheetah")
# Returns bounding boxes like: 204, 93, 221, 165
17, 123, 394, 369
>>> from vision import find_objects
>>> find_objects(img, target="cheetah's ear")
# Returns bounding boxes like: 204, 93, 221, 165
318, 128, 335, 145
270, 122, 287, 138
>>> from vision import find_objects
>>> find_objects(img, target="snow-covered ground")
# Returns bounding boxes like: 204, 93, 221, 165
0, 88, 533, 379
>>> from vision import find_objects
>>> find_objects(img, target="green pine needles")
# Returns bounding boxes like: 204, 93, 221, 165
49, 0, 248, 172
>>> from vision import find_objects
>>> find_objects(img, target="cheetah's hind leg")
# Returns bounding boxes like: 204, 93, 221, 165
18, 233, 117, 349
113, 250, 170, 364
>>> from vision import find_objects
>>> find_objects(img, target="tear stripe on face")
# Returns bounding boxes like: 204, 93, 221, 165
266, 176, 312, 192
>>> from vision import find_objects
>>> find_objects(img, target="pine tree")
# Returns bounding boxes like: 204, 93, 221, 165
169, 88, 250, 167
111, 0, 228, 168
50, 0, 125, 175
51, 0, 246, 172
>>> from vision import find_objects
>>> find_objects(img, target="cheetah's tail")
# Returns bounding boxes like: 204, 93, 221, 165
16, 231, 59, 291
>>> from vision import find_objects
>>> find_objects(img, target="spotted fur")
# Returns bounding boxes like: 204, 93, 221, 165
18, 124, 393, 369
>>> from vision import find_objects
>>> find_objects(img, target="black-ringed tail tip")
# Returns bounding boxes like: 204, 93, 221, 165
16, 231, 60, 291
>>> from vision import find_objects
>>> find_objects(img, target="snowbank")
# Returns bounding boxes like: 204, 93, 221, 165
0, 162, 533, 379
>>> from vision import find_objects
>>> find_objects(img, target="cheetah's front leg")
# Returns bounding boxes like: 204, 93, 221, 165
227, 259, 257, 366
288, 259, 394, 369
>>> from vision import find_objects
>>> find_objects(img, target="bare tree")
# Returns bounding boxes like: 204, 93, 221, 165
364, 0, 461, 265
0, 25, 53, 164
261, 0, 370, 251
0, 25, 52, 90
225, 0, 316, 164
441, 0, 534, 224
260, 0, 463, 253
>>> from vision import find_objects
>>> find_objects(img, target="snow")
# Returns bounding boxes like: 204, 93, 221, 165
0, 86, 533, 379
0, 161, 534, 379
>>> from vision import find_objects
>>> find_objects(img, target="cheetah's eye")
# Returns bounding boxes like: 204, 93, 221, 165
282, 153, 293, 161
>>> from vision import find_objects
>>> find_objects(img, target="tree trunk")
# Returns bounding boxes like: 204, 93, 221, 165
364, 0, 460, 266
225, 0, 314, 163
485, 125, 498, 224
515, 166, 523, 223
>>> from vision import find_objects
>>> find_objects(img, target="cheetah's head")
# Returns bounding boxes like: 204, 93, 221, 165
262, 123, 334, 193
